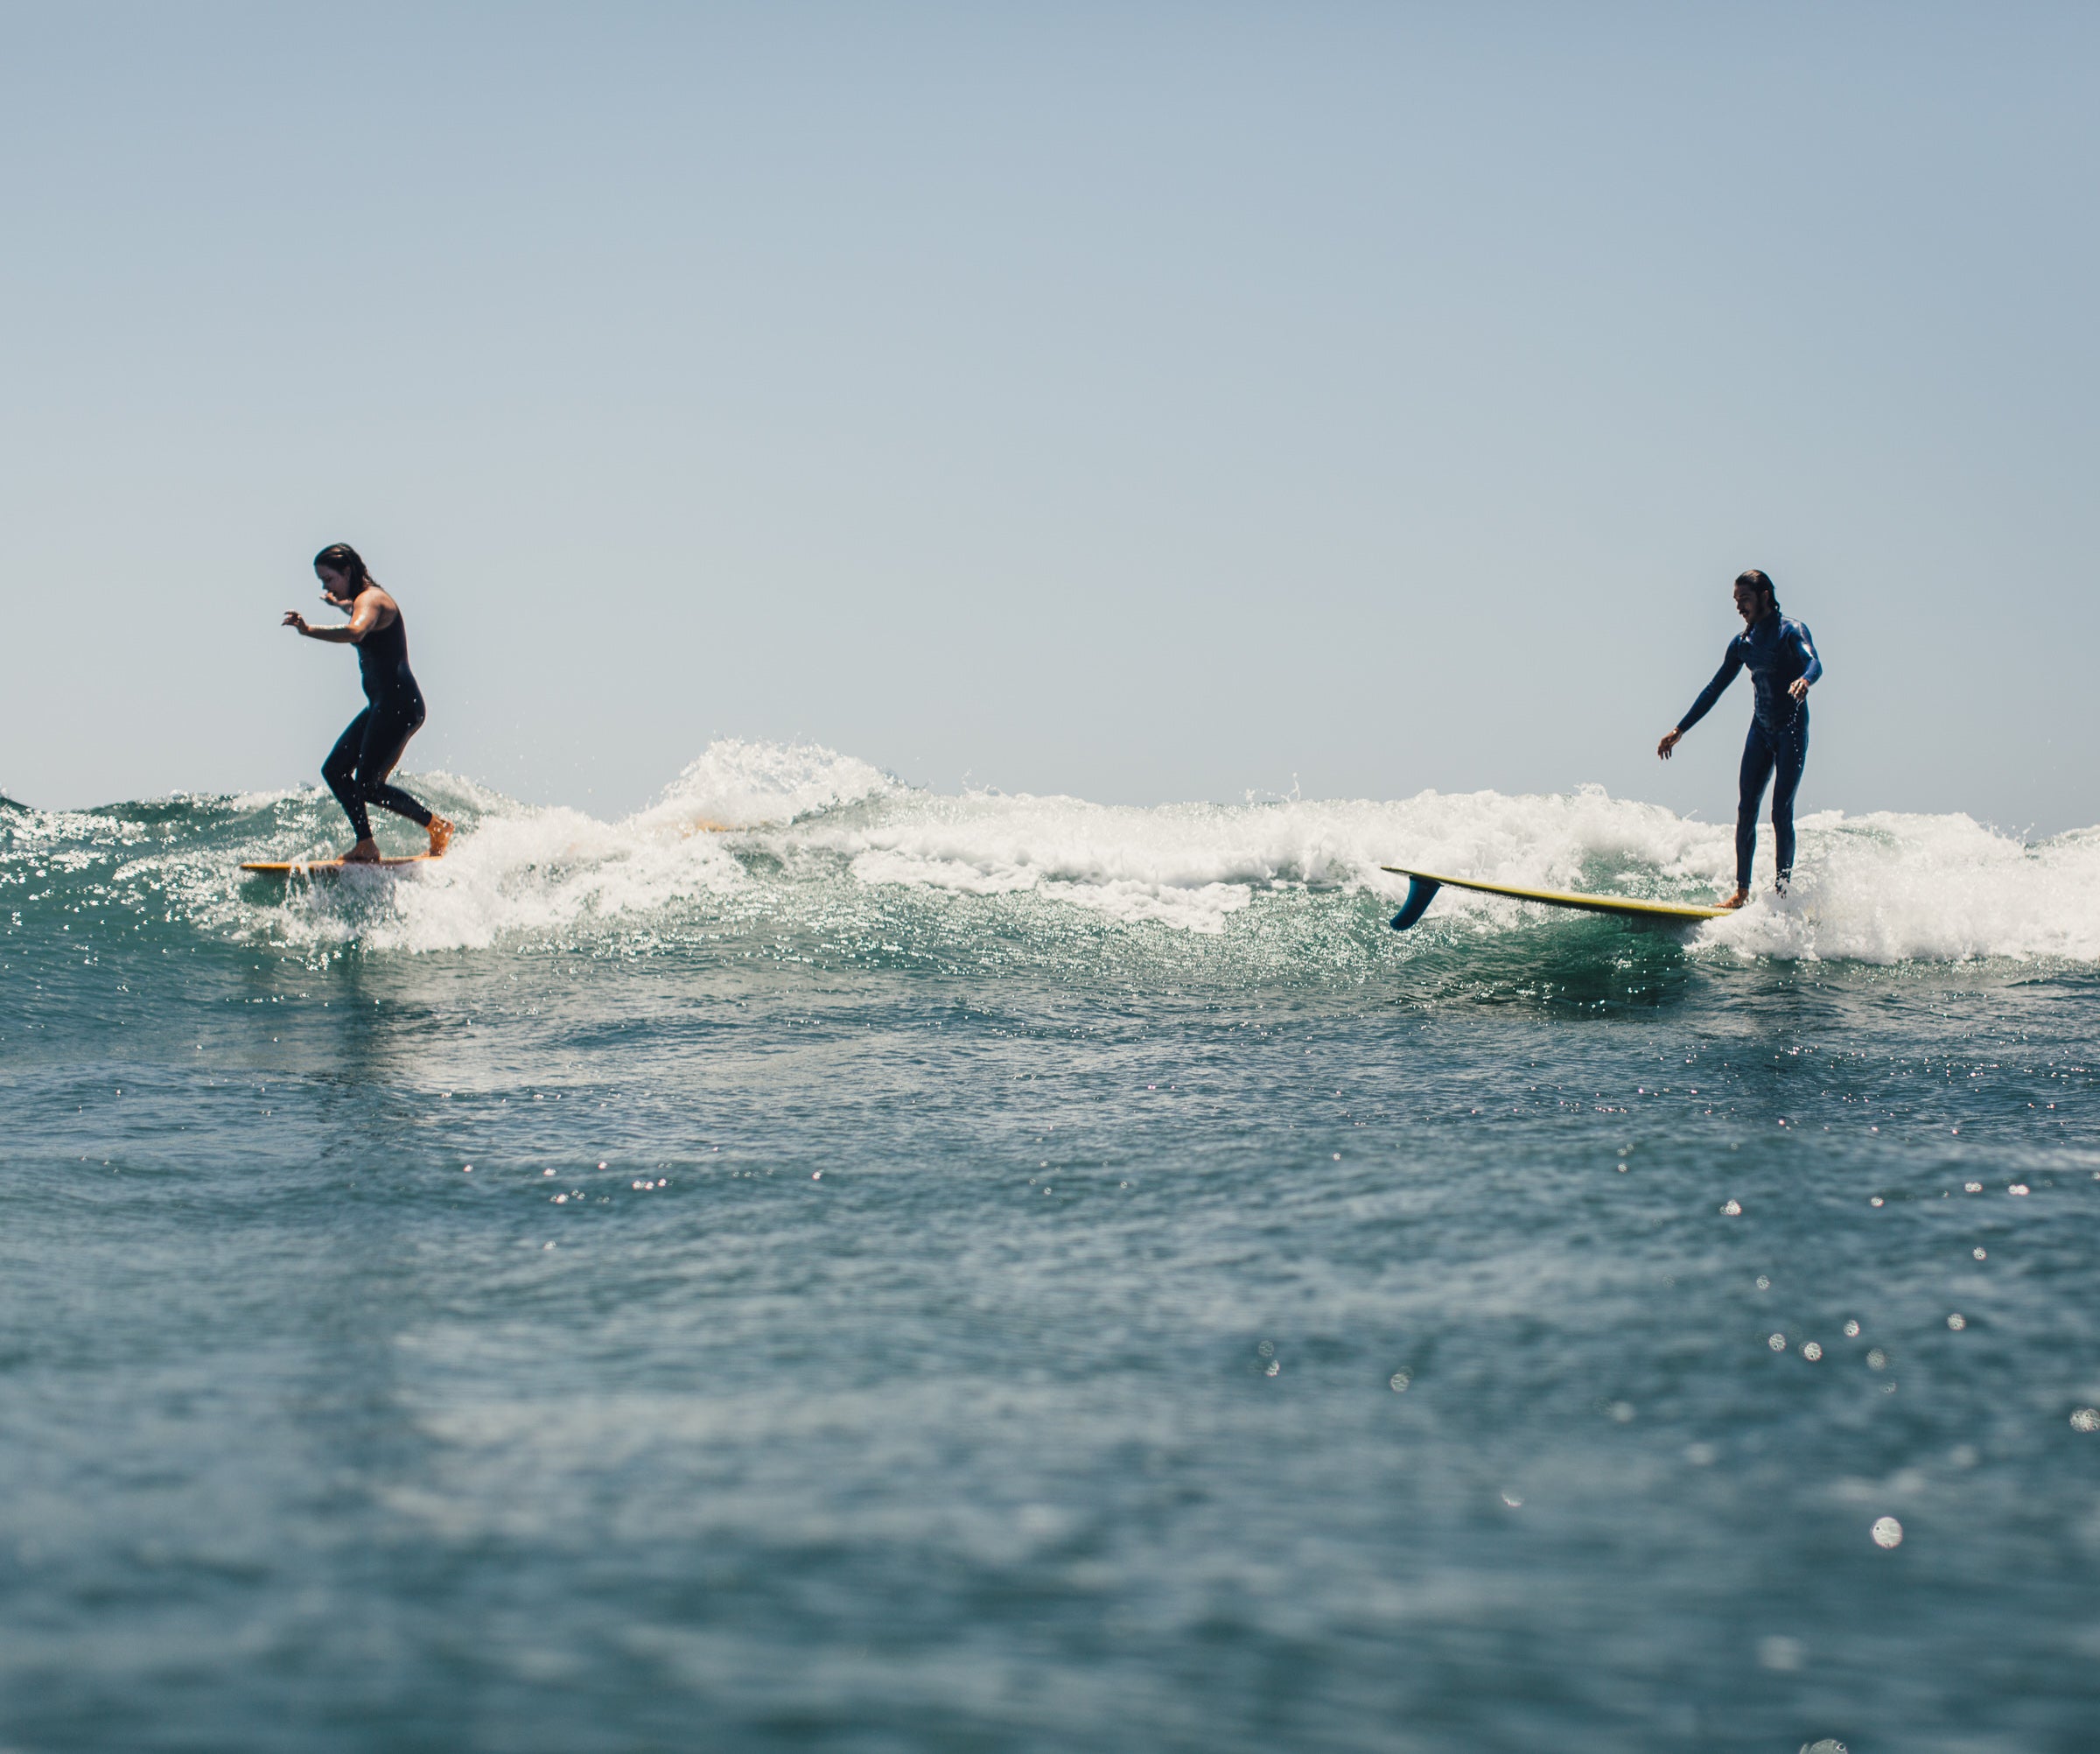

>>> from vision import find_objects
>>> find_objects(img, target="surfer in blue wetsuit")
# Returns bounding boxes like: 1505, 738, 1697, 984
283, 544, 454, 863
1656, 568, 1821, 910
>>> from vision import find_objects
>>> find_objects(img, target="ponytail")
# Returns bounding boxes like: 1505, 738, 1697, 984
1734, 567, 1778, 612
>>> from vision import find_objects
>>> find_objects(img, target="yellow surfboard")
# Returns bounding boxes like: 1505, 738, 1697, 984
240, 855, 438, 876
1381, 865, 1729, 932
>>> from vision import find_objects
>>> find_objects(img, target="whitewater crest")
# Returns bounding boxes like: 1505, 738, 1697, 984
630, 739, 900, 837
10, 740, 2100, 964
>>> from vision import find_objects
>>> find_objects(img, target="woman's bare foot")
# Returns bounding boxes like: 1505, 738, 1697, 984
427, 815, 455, 858
341, 838, 382, 864
1716, 887, 1749, 910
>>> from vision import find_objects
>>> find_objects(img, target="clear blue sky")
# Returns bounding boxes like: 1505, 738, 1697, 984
3, 4, 2094, 830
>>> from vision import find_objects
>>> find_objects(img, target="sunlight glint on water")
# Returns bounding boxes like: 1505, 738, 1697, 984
2, 740, 2096, 1753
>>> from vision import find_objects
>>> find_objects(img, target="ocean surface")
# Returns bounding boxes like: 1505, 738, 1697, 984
4, 740, 2097, 1754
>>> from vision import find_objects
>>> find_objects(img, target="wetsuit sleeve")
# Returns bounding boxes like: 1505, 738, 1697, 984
1676, 641, 1743, 733
1793, 621, 1824, 686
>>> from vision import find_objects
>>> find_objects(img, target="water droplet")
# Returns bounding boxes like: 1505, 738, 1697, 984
1964, 1182, 1983, 1193
1843, 1320, 1860, 1337
1500, 1491, 1523, 1508
1759, 1636, 1803, 1672
1867, 1349, 1888, 1370
2008, 1184, 2030, 1196
2070, 1407, 2100, 1433
1871, 1516, 1903, 1549
1869, 1196, 1884, 1207
1755, 1275, 1771, 1290
1801, 1342, 1823, 1361
1768, 1334, 1787, 1351
1946, 1313, 1967, 1331
1264, 1359, 1279, 1378
1720, 1199, 1742, 1217
1389, 1371, 1410, 1392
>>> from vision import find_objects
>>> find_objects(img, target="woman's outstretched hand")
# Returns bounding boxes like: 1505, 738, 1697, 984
282, 611, 310, 634
1656, 728, 1684, 761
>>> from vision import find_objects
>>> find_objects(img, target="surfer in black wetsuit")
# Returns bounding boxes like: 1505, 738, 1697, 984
1656, 568, 1822, 910
283, 544, 454, 863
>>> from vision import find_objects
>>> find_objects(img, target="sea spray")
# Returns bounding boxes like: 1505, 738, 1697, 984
7, 739, 2100, 963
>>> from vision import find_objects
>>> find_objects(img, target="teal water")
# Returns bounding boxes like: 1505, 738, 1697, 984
4, 753, 2097, 1752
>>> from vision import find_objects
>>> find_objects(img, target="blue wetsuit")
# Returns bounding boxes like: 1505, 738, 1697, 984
1677, 612, 1824, 889
322, 607, 431, 841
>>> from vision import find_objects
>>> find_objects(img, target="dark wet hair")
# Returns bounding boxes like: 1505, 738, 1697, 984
1734, 567, 1778, 610
312, 543, 374, 591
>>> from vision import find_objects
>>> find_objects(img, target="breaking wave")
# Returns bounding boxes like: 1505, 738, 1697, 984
7, 739, 2098, 965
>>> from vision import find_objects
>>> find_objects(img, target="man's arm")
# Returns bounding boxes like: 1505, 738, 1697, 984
1678, 645, 1743, 731
1658, 643, 1742, 759
1787, 622, 1822, 701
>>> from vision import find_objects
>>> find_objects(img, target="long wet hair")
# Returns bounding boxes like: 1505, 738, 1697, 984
1734, 567, 1779, 612
313, 543, 376, 594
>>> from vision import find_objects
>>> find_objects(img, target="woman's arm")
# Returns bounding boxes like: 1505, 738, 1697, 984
283, 592, 382, 643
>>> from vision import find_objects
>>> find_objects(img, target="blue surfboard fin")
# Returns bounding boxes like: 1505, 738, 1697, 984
1389, 875, 1442, 932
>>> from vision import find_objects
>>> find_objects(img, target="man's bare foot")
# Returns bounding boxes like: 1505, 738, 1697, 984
341, 838, 382, 864
427, 815, 454, 858
1716, 887, 1749, 911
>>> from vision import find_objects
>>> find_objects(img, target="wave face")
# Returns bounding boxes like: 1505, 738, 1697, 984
11, 739, 2100, 1752
6, 738, 2098, 965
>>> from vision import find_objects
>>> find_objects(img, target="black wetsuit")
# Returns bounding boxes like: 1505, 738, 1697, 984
1676, 612, 1824, 889
322, 604, 431, 841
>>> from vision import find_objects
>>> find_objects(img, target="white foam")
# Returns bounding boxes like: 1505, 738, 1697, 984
792, 783, 1728, 937
68, 740, 2100, 963
776, 775, 2100, 961
1705, 811, 2100, 963
242, 798, 749, 954
633, 739, 897, 835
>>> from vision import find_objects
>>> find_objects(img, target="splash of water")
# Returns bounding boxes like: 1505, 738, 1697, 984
9, 740, 2099, 963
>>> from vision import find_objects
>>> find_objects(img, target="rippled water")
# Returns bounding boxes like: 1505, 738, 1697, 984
4, 747, 2097, 1752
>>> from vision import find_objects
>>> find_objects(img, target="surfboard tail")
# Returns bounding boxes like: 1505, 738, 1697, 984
1389, 875, 1442, 932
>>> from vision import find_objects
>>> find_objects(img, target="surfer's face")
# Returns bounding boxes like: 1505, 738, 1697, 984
316, 564, 354, 607
1734, 580, 1769, 625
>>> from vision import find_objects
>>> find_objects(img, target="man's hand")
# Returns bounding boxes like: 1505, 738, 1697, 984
1788, 677, 1810, 702
283, 611, 311, 634
1656, 728, 1684, 761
